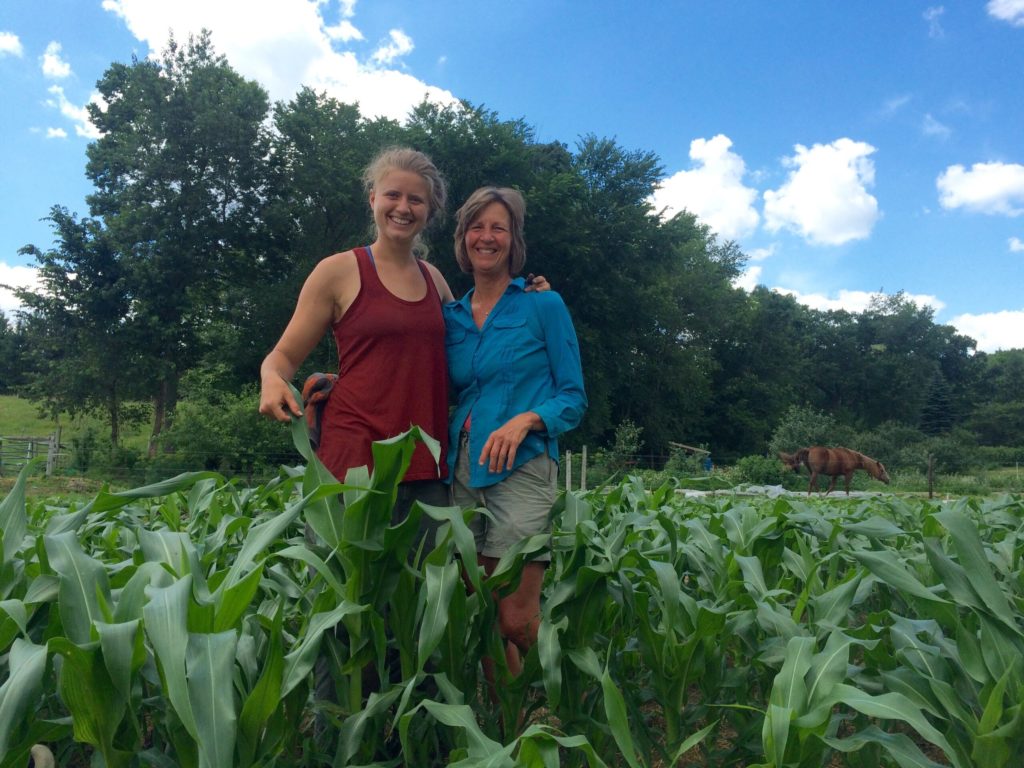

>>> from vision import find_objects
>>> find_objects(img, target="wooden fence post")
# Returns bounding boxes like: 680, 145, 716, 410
46, 429, 61, 477
565, 450, 573, 492
581, 445, 587, 491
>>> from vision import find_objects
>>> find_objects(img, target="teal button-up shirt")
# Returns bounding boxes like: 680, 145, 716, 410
444, 278, 587, 488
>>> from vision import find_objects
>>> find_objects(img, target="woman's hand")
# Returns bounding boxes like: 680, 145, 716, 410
259, 373, 302, 422
524, 273, 550, 292
479, 412, 543, 472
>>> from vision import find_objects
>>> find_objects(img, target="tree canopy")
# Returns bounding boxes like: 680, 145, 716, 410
10, 35, 1021, 465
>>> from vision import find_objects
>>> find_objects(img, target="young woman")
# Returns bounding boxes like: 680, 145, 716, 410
259, 147, 455, 517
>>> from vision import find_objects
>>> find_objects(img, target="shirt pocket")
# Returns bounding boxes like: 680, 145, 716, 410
445, 323, 469, 346
490, 314, 528, 411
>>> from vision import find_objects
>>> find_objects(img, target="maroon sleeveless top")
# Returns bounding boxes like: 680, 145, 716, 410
317, 247, 449, 482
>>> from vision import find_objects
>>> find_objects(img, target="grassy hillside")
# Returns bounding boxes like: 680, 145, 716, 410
0, 394, 59, 436
0, 394, 151, 446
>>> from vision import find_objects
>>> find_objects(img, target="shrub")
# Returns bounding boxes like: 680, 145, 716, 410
922, 428, 980, 474
69, 426, 101, 472
155, 371, 293, 480
588, 418, 644, 485
768, 405, 856, 457
734, 454, 792, 486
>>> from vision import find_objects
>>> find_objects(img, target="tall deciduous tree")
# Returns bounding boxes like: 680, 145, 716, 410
0, 312, 27, 394
84, 32, 272, 449
14, 208, 145, 443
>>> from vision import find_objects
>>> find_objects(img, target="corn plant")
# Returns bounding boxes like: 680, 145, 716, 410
3, 434, 1024, 766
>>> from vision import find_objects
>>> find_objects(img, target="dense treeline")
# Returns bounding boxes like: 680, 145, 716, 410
3, 34, 1024, 468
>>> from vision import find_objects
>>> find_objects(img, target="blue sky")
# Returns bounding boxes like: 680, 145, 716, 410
2, 1, 1023, 351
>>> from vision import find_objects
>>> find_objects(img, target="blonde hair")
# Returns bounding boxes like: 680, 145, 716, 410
453, 187, 527, 275
362, 147, 447, 226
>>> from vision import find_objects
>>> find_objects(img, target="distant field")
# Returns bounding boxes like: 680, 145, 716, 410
0, 394, 58, 436
0, 394, 150, 446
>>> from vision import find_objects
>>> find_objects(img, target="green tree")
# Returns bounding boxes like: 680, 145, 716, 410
853, 293, 959, 428
707, 286, 817, 460
84, 32, 273, 448
0, 312, 27, 394
965, 349, 1024, 446
15, 208, 147, 443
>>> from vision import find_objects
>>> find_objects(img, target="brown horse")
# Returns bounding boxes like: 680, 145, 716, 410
778, 446, 890, 496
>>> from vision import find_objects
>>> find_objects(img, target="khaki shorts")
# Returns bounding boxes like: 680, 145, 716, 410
451, 431, 557, 561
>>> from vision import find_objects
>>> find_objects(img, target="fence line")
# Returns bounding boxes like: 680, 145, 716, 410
0, 434, 67, 477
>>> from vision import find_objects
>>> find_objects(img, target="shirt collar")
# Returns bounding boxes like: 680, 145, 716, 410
451, 276, 526, 316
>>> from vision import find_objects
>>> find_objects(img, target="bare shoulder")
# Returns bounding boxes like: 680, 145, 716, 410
315, 249, 359, 278
421, 259, 455, 302
301, 249, 362, 320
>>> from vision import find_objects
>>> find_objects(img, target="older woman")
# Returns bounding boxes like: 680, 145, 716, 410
445, 187, 587, 675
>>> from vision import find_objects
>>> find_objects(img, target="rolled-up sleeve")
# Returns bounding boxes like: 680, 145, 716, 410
533, 293, 587, 437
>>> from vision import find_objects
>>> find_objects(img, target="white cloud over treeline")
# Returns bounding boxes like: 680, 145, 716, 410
99, 0, 457, 122
653, 136, 880, 247
0, 262, 41, 317
651, 135, 759, 241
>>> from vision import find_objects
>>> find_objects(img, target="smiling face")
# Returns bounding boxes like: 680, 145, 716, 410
464, 201, 513, 277
369, 169, 431, 244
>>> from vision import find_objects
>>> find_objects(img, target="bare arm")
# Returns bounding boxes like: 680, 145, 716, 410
259, 254, 355, 421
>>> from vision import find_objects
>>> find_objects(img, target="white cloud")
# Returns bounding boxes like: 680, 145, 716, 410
951, 309, 1024, 352
651, 134, 760, 241
46, 127, 68, 139
100, 0, 457, 121
45, 85, 102, 139
0, 262, 41, 316
325, 21, 362, 42
41, 41, 72, 79
774, 287, 945, 316
879, 94, 912, 117
746, 244, 776, 262
763, 139, 880, 245
733, 265, 762, 293
922, 113, 950, 139
0, 30, 23, 57
371, 29, 413, 65
1010, 236, 1024, 252
987, 0, 1024, 26
937, 162, 1024, 216
924, 6, 946, 38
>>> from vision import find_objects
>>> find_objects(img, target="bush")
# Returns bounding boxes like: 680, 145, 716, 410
70, 426, 101, 473
922, 428, 980, 474
734, 454, 792, 486
768, 405, 856, 457
664, 444, 711, 475
588, 418, 644, 486
154, 371, 293, 480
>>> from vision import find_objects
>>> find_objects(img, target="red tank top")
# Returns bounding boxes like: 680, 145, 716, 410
317, 247, 449, 482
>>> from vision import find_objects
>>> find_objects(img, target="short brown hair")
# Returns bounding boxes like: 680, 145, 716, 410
453, 187, 527, 275
362, 147, 447, 225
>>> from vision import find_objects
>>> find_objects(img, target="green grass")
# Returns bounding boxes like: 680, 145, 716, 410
0, 394, 151, 447
0, 394, 59, 436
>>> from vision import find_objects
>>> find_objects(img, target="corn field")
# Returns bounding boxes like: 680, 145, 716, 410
1, 413, 1023, 766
